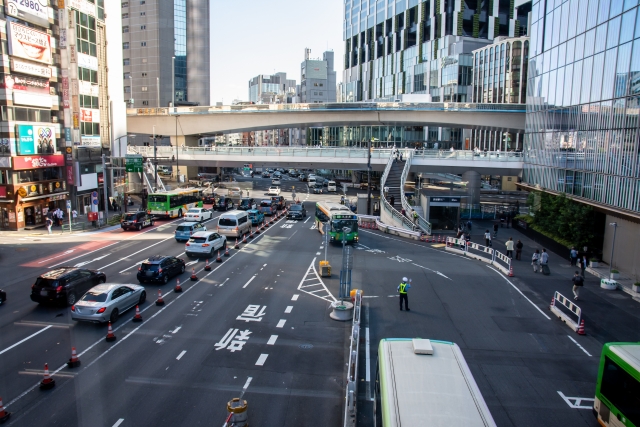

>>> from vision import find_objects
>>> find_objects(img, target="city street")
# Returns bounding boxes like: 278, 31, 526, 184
0, 185, 637, 426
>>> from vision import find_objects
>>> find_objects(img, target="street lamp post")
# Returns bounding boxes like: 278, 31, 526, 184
128, 75, 133, 107
367, 138, 372, 215
609, 222, 618, 278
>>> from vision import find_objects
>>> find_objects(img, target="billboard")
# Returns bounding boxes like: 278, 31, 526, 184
5, 0, 49, 27
6, 21, 52, 65
13, 154, 65, 170
16, 125, 56, 155
11, 58, 52, 78
3, 74, 52, 108
81, 109, 101, 123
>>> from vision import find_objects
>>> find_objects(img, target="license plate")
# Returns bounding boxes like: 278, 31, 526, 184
40, 289, 47, 296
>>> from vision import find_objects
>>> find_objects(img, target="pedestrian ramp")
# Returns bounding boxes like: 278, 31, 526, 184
549, 291, 584, 334
297, 258, 337, 303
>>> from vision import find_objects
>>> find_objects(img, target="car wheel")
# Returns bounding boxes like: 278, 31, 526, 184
139, 291, 146, 304
66, 292, 77, 306
151, 221, 155, 226
137, 224, 142, 231
178, 209, 183, 218
163, 275, 169, 284
180, 265, 185, 273
110, 308, 119, 323
98, 277, 106, 284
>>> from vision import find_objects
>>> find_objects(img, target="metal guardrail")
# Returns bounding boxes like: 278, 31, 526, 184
413, 150, 523, 162
445, 237, 512, 276
400, 150, 432, 235
61, 222, 86, 232
343, 289, 362, 427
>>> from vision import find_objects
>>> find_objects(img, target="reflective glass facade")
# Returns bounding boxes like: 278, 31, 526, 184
174, 0, 187, 102
524, 0, 640, 214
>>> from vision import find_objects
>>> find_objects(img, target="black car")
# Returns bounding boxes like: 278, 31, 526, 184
137, 255, 186, 284
288, 170, 299, 177
312, 186, 323, 194
121, 211, 155, 231
238, 198, 256, 210
215, 196, 234, 211
31, 267, 107, 306
287, 204, 307, 220
203, 194, 216, 204
270, 195, 285, 210
261, 171, 270, 178
0, 289, 6, 305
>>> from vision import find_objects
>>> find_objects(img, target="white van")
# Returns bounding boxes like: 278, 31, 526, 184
327, 180, 337, 192
217, 210, 251, 237
308, 177, 317, 187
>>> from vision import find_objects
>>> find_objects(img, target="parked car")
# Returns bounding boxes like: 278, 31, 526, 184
185, 231, 227, 258
259, 199, 277, 216
215, 196, 235, 211
0, 288, 5, 305
71, 284, 146, 324
137, 255, 186, 284
247, 209, 264, 225
267, 186, 281, 195
270, 195, 285, 210
185, 207, 212, 222
273, 171, 282, 178
272, 178, 281, 186
286, 204, 307, 220
121, 211, 155, 231
261, 171, 270, 178
175, 221, 206, 242
238, 198, 256, 210
31, 267, 107, 306
217, 210, 251, 237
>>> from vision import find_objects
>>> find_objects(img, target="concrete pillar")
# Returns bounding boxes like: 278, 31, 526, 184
462, 171, 481, 205
170, 135, 200, 182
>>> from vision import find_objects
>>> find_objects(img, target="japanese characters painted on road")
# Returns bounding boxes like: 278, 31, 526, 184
215, 328, 251, 352
237, 304, 267, 322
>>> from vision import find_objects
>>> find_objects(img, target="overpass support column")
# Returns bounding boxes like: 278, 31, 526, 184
462, 171, 481, 206
170, 135, 201, 182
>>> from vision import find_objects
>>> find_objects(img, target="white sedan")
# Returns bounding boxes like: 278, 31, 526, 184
271, 178, 281, 186
267, 186, 281, 195
185, 208, 213, 222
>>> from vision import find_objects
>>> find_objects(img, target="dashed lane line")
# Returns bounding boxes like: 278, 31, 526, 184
487, 266, 552, 320
284, 306, 293, 313
276, 319, 286, 328
242, 275, 257, 289
171, 326, 182, 334
255, 354, 269, 366
291, 294, 299, 301
176, 350, 187, 360
0, 325, 53, 355
568, 335, 592, 357
112, 419, 125, 427
267, 335, 278, 345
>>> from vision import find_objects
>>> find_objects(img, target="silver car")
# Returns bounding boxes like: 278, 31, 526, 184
70, 284, 146, 324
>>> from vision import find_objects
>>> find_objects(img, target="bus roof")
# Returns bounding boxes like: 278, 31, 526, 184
607, 343, 640, 372
148, 188, 200, 196
378, 338, 496, 427
316, 201, 351, 214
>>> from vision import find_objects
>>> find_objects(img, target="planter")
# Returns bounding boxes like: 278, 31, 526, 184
632, 284, 640, 293
600, 279, 618, 290
590, 261, 599, 268
610, 273, 620, 280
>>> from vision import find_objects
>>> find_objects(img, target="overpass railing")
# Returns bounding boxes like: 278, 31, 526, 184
400, 150, 432, 235
126, 102, 525, 116
413, 150, 523, 162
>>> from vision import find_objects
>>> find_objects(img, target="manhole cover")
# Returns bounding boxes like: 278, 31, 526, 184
299, 344, 313, 350
16, 247, 28, 252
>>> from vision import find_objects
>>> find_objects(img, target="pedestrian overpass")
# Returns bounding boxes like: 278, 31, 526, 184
126, 102, 525, 136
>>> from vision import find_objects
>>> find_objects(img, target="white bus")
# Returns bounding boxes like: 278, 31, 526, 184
375, 338, 497, 427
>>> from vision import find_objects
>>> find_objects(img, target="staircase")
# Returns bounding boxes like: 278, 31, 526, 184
385, 161, 404, 213
378, 155, 417, 231
399, 150, 432, 235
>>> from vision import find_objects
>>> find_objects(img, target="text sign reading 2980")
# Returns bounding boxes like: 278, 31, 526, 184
6, 0, 49, 26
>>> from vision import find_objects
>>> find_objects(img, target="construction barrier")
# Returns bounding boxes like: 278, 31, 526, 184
343, 289, 362, 427
549, 291, 583, 334
445, 237, 512, 276
375, 220, 421, 240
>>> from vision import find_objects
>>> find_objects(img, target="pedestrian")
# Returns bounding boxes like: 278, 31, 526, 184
540, 248, 550, 275
56, 209, 63, 226
493, 222, 499, 238
459, 233, 466, 250
581, 255, 588, 277
505, 237, 515, 258
569, 247, 578, 266
398, 277, 410, 311
467, 220, 472, 232
401, 208, 406, 217
572, 271, 584, 300
390, 195, 395, 207
399, 150, 404, 162
531, 249, 540, 273
412, 210, 418, 224
484, 229, 492, 247
72, 209, 78, 220
45, 217, 53, 234
515, 239, 523, 260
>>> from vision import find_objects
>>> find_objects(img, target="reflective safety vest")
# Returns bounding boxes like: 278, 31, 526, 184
399, 282, 408, 294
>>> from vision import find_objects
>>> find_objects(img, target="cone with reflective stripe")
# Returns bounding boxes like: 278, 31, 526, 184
234, 238, 240, 249
155, 289, 165, 306
39, 363, 56, 389
255, 223, 261, 234
242, 233, 247, 244
67, 347, 81, 368
249, 227, 254, 239
577, 319, 585, 335
190, 268, 197, 281
204, 258, 212, 271
216, 250, 222, 263
508, 264, 514, 277
132, 305, 143, 322
105, 322, 117, 342
0, 396, 11, 423
264, 218, 269, 227
224, 246, 230, 256
550, 296, 555, 308
174, 278, 183, 293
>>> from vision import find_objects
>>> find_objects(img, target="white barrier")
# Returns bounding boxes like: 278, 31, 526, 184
549, 291, 582, 333
375, 220, 421, 240
445, 237, 512, 276
344, 290, 362, 427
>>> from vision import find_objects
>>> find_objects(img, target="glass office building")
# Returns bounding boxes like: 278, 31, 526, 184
174, 0, 187, 103
524, 0, 640, 275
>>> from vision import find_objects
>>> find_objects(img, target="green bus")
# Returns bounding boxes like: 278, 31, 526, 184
147, 188, 203, 219
314, 201, 358, 243
593, 343, 640, 427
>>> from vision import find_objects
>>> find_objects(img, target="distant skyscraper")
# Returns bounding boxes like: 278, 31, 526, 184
122, 0, 210, 107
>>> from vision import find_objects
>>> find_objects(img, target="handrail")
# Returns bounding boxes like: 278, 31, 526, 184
400, 150, 432, 235
380, 155, 417, 231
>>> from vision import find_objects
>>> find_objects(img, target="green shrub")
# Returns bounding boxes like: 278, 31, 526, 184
611, 269, 619, 274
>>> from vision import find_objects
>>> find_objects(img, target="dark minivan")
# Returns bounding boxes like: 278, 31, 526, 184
238, 198, 256, 211
215, 196, 235, 211
31, 267, 107, 306
137, 256, 186, 284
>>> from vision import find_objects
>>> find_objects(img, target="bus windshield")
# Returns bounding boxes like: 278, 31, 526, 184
148, 195, 167, 203
331, 219, 357, 233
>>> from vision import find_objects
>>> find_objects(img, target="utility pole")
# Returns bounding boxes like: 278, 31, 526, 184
367, 138, 372, 215
156, 77, 160, 108
102, 154, 109, 220
152, 125, 157, 191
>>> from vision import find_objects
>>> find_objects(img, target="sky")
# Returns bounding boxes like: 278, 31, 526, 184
209, 0, 344, 104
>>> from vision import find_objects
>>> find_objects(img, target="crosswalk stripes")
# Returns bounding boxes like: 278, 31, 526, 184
296, 257, 337, 303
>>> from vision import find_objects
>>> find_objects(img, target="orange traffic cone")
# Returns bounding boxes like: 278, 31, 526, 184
242, 233, 247, 244
249, 227, 254, 239
155, 289, 165, 306
0, 396, 11, 423
508, 264, 514, 277
234, 238, 240, 249
204, 259, 212, 271
216, 250, 222, 263
438, 235, 442, 243
105, 322, 117, 342
224, 246, 230, 256
132, 305, 143, 322
550, 296, 555, 308
67, 347, 81, 368
39, 363, 56, 389
190, 268, 197, 281
255, 224, 261, 234
577, 319, 585, 335
264, 219, 269, 227
174, 278, 183, 293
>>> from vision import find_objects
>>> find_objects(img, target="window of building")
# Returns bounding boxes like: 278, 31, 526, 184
122, 2, 128, 7
142, 101, 149, 105
319, 92, 323, 95
141, 42, 146, 46
141, 72, 147, 77
75, 10, 97, 56
314, 92, 318, 95
320, 83, 324, 87
314, 83, 319, 86
124, 86, 131, 93
141, 25, 146, 30
140, 12, 145, 16
140, 0, 145, 3
141, 87, 148, 92
81, 122, 100, 135
124, 72, 130, 79
80, 95, 99, 109
123, 58, 130, 66
122, 26, 129, 33
122, 13, 128, 18
79, 67, 98, 83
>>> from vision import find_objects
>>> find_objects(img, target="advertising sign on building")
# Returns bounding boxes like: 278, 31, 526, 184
69, 45, 77, 63
80, 136, 101, 146
66, 165, 74, 185
13, 154, 65, 170
72, 113, 80, 129
65, 128, 72, 143
3, 74, 52, 108
16, 125, 56, 155
10, 59, 52, 78
5, 0, 49, 28
59, 28, 67, 48
78, 81, 99, 97
6, 21, 51, 65
68, 0, 95, 17
77, 52, 98, 71
81, 109, 101, 123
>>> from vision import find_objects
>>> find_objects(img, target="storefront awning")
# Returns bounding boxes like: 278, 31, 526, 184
20, 192, 69, 202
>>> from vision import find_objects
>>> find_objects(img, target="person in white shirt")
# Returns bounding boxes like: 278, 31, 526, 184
484, 229, 492, 247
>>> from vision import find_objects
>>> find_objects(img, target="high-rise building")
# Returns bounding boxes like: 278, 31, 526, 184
248, 72, 297, 104
523, 0, 640, 274
300, 49, 337, 103
122, 0, 210, 107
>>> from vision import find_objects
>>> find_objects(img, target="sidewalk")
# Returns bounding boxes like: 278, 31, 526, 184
0, 212, 125, 237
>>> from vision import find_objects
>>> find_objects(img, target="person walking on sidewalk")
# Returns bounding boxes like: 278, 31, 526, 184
389, 195, 395, 208
515, 239, 523, 260
398, 277, 411, 311
572, 271, 584, 300
581, 255, 588, 277
570, 247, 578, 266
505, 237, 515, 258
493, 222, 499, 238
531, 249, 540, 273
45, 217, 53, 235
484, 229, 492, 247
540, 248, 550, 275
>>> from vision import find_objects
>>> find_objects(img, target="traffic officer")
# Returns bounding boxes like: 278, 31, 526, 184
398, 277, 411, 311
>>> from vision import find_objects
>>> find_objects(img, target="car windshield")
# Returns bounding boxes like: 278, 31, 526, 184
140, 263, 159, 271
189, 237, 207, 243
187, 209, 200, 213
331, 219, 358, 233
219, 218, 236, 226
260, 201, 271, 207
290, 205, 302, 211
240, 200, 250, 206
80, 292, 108, 303
124, 214, 136, 220
176, 225, 192, 231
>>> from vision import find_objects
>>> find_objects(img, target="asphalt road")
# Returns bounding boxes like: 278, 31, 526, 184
0, 181, 631, 426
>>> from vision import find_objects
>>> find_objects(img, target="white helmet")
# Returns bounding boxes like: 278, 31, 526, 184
402, 277, 408, 282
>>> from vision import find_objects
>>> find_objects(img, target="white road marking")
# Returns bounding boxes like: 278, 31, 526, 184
263, 264, 267, 267
557, 391, 595, 409
112, 419, 125, 427
39, 250, 74, 264
98, 236, 175, 270
255, 354, 269, 366
567, 335, 592, 357
316, 252, 321, 255
171, 326, 182, 334
291, 294, 299, 301
365, 327, 371, 382
284, 306, 293, 313
411, 262, 452, 281
242, 275, 257, 289
267, 335, 278, 345
176, 350, 187, 360
487, 266, 552, 320
0, 325, 53, 355
304, 217, 311, 223
242, 376, 253, 392
276, 319, 286, 328
363, 296, 379, 298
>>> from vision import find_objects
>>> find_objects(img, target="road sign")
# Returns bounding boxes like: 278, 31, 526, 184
66, 200, 72, 210
90, 191, 98, 207
125, 155, 143, 172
